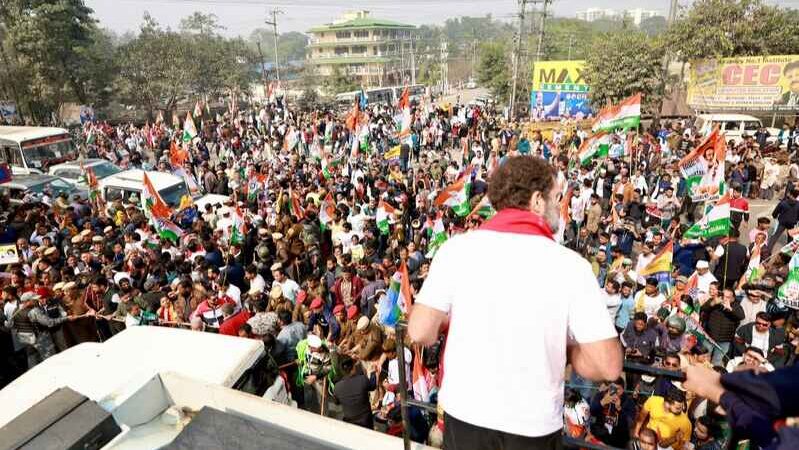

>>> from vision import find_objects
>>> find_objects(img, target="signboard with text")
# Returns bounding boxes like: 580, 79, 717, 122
687, 55, 799, 112
530, 60, 593, 121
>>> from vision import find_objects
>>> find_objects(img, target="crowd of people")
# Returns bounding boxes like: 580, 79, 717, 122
1, 91, 799, 449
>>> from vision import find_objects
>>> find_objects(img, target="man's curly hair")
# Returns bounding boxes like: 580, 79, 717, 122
488, 156, 555, 211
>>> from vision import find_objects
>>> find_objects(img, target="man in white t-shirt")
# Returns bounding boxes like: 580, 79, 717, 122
409, 156, 621, 450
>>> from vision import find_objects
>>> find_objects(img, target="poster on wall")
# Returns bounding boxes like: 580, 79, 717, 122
530, 60, 593, 121
687, 55, 799, 112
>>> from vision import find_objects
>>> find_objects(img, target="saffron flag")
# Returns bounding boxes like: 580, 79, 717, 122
288, 189, 304, 221
141, 172, 172, 219
182, 111, 197, 143
578, 131, 612, 165
376, 200, 396, 235
435, 175, 471, 217
592, 93, 641, 132
377, 261, 412, 327
683, 193, 731, 239
412, 346, 431, 402
639, 241, 674, 277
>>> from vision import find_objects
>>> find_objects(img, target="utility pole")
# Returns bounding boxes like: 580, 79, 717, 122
535, 0, 550, 64
264, 8, 284, 84
440, 40, 449, 95
509, 0, 526, 120
256, 41, 268, 87
410, 37, 417, 85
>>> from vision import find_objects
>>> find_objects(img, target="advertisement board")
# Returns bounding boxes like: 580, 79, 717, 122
530, 60, 593, 120
687, 55, 799, 112
0, 101, 17, 123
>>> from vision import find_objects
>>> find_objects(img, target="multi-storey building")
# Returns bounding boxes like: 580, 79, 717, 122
307, 11, 417, 88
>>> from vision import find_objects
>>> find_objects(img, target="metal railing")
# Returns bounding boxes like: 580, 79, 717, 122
393, 323, 736, 450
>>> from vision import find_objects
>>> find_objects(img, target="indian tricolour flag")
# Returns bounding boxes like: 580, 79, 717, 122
578, 131, 612, 166
435, 175, 471, 217
683, 193, 732, 239
592, 93, 641, 132
426, 216, 448, 258
182, 111, 197, 143
230, 206, 247, 245
319, 192, 335, 231
322, 155, 342, 180
154, 217, 183, 243
468, 195, 496, 219
376, 200, 396, 235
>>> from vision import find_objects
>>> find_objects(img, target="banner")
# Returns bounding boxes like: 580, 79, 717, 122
679, 127, 727, 202
0, 244, 19, 266
530, 60, 592, 120
687, 55, 799, 112
0, 101, 17, 123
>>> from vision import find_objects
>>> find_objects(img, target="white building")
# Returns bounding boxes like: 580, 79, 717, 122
625, 8, 661, 26
576, 7, 662, 26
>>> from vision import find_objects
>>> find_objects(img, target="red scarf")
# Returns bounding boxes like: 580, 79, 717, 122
479, 208, 554, 241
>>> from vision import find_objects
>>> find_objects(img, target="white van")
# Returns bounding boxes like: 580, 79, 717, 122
0, 126, 75, 174
99, 169, 228, 211
695, 114, 779, 145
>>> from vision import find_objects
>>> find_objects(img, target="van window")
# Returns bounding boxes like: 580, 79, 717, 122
724, 121, 741, 132
0, 145, 24, 167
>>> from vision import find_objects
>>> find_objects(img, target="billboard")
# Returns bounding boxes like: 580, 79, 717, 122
687, 55, 799, 112
530, 60, 593, 121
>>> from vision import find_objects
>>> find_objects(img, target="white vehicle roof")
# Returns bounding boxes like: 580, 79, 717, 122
99, 169, 182, 192
696, 113, 762, 121
48, 158, 111, 171
0, 326, 264, 428
0, 126, 70, 143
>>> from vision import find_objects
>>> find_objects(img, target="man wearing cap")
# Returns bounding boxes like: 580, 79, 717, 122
307, 297, 340, 342
409, 156, 621, 449
695, 260, 717, 294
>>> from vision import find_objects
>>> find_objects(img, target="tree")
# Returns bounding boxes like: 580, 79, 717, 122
584, 30, 665, 113
477, 41, 511, 102
180, 12, 224, 35
249, 29, 308, 65
296, 69, 320, 111
639, 16, 667, 37
322, 66, 358, 95
663, 0, 799, 61
0, 0, 113, 123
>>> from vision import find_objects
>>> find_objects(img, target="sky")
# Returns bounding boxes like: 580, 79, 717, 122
85, 0, 796, 37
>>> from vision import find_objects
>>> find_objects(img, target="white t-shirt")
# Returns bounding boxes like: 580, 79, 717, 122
416, 230, 617, 437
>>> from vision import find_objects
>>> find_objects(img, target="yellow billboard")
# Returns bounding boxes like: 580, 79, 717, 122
687, 55, 799, 112
532, 60, 589, 93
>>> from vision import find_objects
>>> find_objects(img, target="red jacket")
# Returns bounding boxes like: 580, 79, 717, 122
219, 309, 252, 337
332, 276, 365, 306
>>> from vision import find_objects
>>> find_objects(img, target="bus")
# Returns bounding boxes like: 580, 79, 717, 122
0, 126, 75, 175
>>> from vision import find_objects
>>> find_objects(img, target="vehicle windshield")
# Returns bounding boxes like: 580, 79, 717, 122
21, 138, 72, 169
28, 178, 74, 195
91, 162, 122, 179
159, 182, 190, 207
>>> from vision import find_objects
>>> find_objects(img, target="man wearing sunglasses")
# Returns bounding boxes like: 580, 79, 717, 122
733, 312, 787, 367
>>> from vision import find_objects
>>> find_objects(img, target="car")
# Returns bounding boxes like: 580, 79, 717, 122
0, 173, 88, 205
48, 158, 122, 186
695, 114, 779, 145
